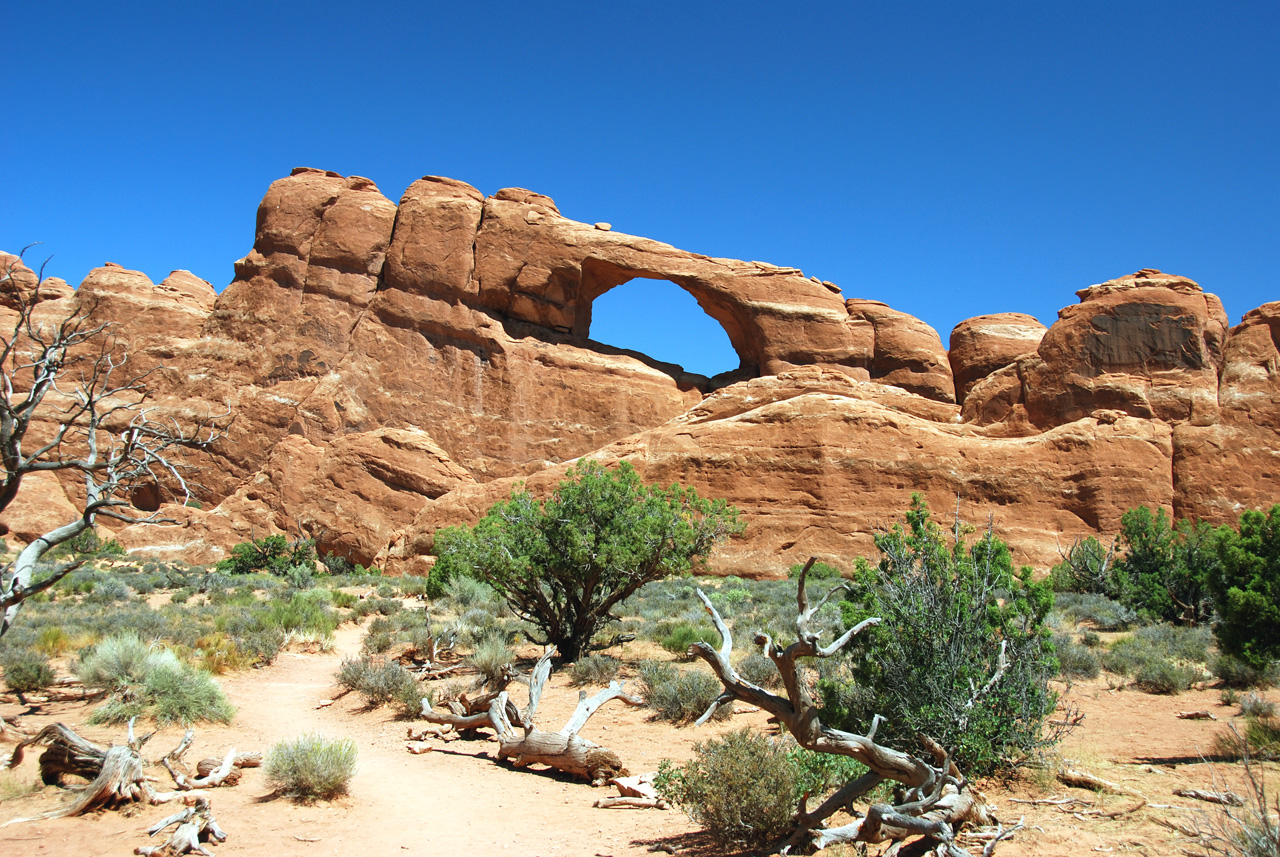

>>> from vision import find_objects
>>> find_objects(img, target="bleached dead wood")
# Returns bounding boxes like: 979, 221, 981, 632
596, 773, 668, 809
1057, 765, 1148, 800
400, 618, 460, 677
420, 646, 643, 784
594, 796, 669, 809
136, 796, 227, 857
3, 721, 255, 824
689, 557, 1016, 855
1175, 710, 1217, 721
1173, 788, 1244, 806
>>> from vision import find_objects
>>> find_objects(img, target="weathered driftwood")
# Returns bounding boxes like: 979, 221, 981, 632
595, 773, 668, 809
136, 796, 228, 857
399, 618, 460, 678
1173, 788, 1244, 806
3, 721, 254, 824
3, 720, 154, 823
688, 558, 1023, 855
1056, 765, 1148, 801
420, 646, 643, 784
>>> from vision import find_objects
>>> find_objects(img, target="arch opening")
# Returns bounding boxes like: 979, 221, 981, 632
586, 278, 741, 380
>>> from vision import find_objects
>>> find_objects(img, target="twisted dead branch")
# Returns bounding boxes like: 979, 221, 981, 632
3, 720, 255, 825
420, 646, 643, 784
688, 557, 1022, 855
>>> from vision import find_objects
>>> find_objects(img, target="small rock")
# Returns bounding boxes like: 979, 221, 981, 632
594, 222, 612, 231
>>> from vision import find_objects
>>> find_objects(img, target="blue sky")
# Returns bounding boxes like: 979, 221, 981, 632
3, 2, 1276, 377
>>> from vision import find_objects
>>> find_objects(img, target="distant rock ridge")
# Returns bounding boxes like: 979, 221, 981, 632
1, 168, 1276, 576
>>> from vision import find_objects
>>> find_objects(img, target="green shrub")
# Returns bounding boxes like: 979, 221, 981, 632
75, 632, 153, 690
820, 495, 1059, 776
1132, 658, 1199, 695
217, 534, 317, 576
733, 650, 782, 688
320, 552, 355, 576
788, 561, 842, 580
336, 655, 419, 708
1102, 624, 1210, 692
1049, 536, 1115, 594
1208, 505, 1280, 671
141, 660, 236, 725
785, 743, 870, 801
1215, 717, 1280, 762
1240, 693, 1277, 720
77, 635, 233, 725
1, 648, 56, 698
569, 654, 621, 686
444, 574, 494, 610
431, 460, 742, 661
639, 660, 731, 724
264, 591, 340, 636
1111, 507, 1218, 625
1055, 637, 1101, 679
266, 734, 358, 800
656, 729, 800, 847
1053, 592, 1138, 631
1211, 653, 1278, 689
659, 622, 719, 658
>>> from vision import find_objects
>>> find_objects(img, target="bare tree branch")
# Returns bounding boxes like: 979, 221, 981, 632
0, 249, 231, 636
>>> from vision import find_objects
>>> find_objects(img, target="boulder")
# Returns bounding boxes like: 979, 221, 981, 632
1023, 269, 1228, 428
948, 313, 1046, 404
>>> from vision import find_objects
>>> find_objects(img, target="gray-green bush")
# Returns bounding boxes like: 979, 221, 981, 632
655, 729, 801, 847
638, 660, 731, 724
266, 734, 358, 800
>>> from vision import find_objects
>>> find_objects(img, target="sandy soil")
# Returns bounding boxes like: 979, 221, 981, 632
2, 622, 1276, 857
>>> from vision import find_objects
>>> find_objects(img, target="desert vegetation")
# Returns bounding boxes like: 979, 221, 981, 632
1, 488, 1278, 855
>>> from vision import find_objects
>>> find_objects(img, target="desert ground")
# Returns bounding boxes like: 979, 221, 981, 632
2, 602, 1274, 857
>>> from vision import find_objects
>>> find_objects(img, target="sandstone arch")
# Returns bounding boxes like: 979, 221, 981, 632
574, 263, 754, 381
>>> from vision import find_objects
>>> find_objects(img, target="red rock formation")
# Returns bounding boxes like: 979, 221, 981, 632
379, 368, 1173, 577
1022, 270, 1228, 428
949, 313, 1046, 405
2, 173, 1276, 577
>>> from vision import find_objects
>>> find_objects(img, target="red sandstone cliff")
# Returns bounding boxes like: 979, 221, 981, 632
1, 169, 1275, 576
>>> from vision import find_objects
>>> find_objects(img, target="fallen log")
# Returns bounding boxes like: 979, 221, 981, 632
3, 721, 256, 824
1172, 788, 1243, 806
420, 646, 643, 784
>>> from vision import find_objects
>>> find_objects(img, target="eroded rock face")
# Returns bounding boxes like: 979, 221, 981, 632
1023, 270, 1228, 428
949, 313, 1046, 404
380, 368, 1172, 577
1, 173, 1274, 577
1173, 302, 1280, 522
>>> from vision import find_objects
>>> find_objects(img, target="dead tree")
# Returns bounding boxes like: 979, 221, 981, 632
0, 248, 229, 637
688, 559, 1022, 855
398, 618, 460, 678
137, 796, 228, 857
3, 720, 253, 824
420, 646, 643, 784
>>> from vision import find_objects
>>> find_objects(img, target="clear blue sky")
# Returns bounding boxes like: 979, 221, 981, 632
3, 2, 1276, 378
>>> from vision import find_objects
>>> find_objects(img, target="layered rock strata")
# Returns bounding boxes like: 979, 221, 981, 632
0, 173, 1274, 577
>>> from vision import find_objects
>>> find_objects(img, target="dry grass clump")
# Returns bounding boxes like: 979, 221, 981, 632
266, 734, 358, 801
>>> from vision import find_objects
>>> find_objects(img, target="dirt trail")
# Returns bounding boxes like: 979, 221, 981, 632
0, 625, 709, 857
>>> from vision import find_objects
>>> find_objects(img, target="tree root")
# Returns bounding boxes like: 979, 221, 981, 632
3, 720, 256, 825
